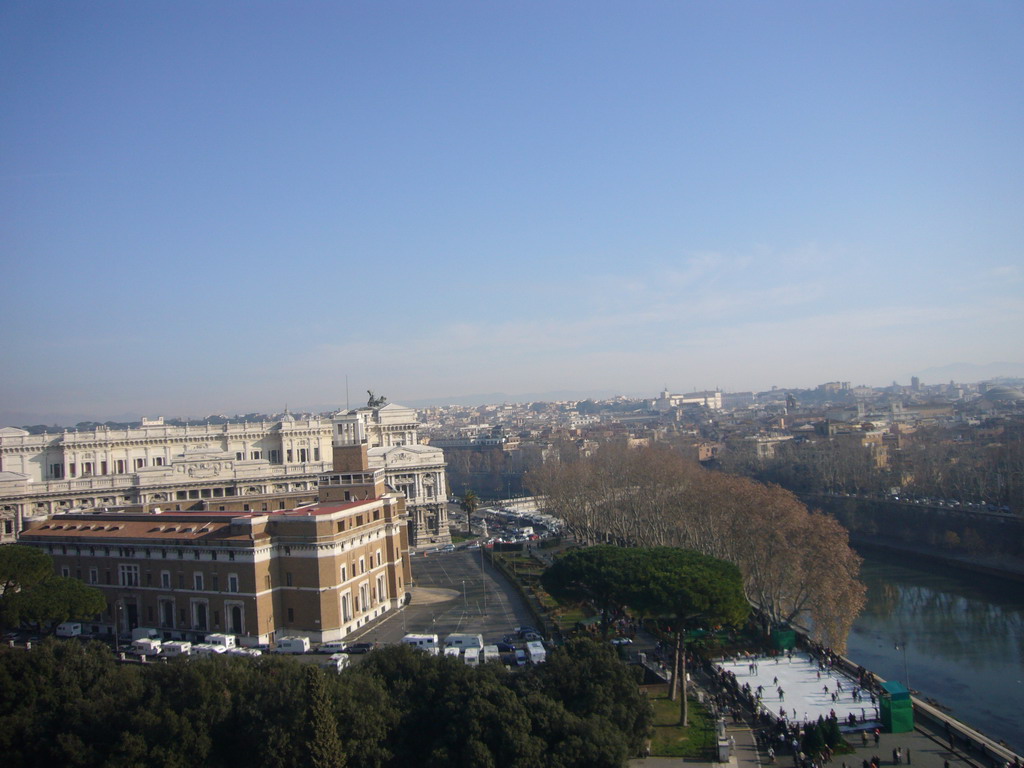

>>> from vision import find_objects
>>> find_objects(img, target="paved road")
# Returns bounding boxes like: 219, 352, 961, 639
348, 549, 538, 647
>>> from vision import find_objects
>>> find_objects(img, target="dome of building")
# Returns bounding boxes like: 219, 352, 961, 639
983, 386, 1024, 403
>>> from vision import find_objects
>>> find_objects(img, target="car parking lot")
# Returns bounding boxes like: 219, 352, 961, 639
4, 550, 544, 665
348, 549, 539, 651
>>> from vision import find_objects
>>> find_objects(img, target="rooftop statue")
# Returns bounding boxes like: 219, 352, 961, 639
366, 390, 388, 408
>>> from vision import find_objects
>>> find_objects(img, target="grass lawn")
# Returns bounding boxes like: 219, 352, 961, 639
647, 693, 716, 759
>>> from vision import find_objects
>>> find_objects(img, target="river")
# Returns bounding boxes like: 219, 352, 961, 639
846, 547, 1024, 754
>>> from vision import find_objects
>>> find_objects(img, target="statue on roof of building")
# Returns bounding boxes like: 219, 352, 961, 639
366, 390, 388, 408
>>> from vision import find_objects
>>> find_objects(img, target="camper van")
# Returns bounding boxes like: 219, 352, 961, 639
132, 637, 162, 656
324, 653, 350, 673
401, 634, 440, 655
444, 633, 484, 652
55, 622, 82, 638
191, 643, 227, 656
482, 645, 501, 664
274, 636, 311, 654
526, 640, 546, 664
161, 641, 192, 658
463, 647, 480, 667
443, 646, 461, 659
205, 633, 236, 649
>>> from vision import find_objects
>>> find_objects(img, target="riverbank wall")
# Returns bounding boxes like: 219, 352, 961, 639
825, 647, 1023, 766
801, 494, 1024, 581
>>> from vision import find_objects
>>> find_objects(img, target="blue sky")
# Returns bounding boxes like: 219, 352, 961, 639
2, 1, 1022, 423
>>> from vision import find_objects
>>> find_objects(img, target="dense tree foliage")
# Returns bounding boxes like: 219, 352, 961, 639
727, 420, 1024, 513
527, 443, 866, 651
0, 544, 52, 597
543, 545, 748, 726
0, 637, 651, 768
0, 545, 107, 632
542, 546, 747, 637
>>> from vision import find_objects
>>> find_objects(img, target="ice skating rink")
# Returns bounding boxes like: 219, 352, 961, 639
716, 651, 881, 728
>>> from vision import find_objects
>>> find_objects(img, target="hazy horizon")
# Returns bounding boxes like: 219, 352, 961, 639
3, 3, 1022, 425
3, 360, 1022, 428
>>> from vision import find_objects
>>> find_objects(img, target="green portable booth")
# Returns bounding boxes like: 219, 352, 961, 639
771, 626, 797, 650
880, 681, 914, 732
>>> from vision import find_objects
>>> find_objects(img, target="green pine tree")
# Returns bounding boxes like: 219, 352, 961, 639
304, 666, 346, 768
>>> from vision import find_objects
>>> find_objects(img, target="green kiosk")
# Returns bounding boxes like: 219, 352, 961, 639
771, 626, 797, 651
880, 681, 914, 733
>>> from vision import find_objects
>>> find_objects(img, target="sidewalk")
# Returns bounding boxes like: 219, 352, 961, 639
630, 720, 981, 768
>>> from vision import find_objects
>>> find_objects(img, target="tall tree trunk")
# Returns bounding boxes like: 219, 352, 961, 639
669, 633, 680, 701
679, 637, 689, 726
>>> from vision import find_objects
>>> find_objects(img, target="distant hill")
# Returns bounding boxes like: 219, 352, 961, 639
401, 389, 648, 408
913, 361, 1024, 383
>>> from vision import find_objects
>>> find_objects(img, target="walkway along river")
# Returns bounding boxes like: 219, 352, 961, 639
846, 546, 1024, 754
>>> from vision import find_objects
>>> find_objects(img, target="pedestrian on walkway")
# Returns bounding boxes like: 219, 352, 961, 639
861, 732, 869, 747
892, 747, 899, 764
769, 747, 776, 763
779, 687, 785, 701
874, 729, 881, 746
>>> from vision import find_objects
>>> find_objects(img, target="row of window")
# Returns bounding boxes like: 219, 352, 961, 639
49, 543, 237, 561
147, 599, 244, 634
339, 575, 388, 624
71, 564, 243, 593
50, 458, 165, 479
48, 446, 325, 480
241, 448, 320, 463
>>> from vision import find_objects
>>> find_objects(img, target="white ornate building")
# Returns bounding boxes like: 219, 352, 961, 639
332, 402, 450, 547
0, 402, 449, 547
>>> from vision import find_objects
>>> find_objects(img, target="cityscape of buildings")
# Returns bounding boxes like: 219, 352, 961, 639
2, 376, 1021, 648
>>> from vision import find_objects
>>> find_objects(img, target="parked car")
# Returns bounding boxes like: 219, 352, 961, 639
343, 642, 375, 654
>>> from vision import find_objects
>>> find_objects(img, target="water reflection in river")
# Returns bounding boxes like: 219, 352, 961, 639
847, 549, 1024, 754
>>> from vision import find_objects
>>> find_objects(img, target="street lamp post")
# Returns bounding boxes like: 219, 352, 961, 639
894, 639, 910, 690
480, 542, 487, 615
114, 603, 122, 653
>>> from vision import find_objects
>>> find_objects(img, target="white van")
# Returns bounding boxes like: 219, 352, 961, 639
324, 653, 350, 672
463, 647, 480, 666
56, 622, 82, 637
444, 633, 484, 652
526, 640, 546, 664
161, 641, 192, 658
133, 637, 162, 656
191, 643, 227, 656
482, 645, 501, 664
317, 640, 349, 654
274, 636, 311, 654
443, 646, 461, 659
401, 633, 440, 655
205, 633, 237, 649
227, 647, 262, 658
